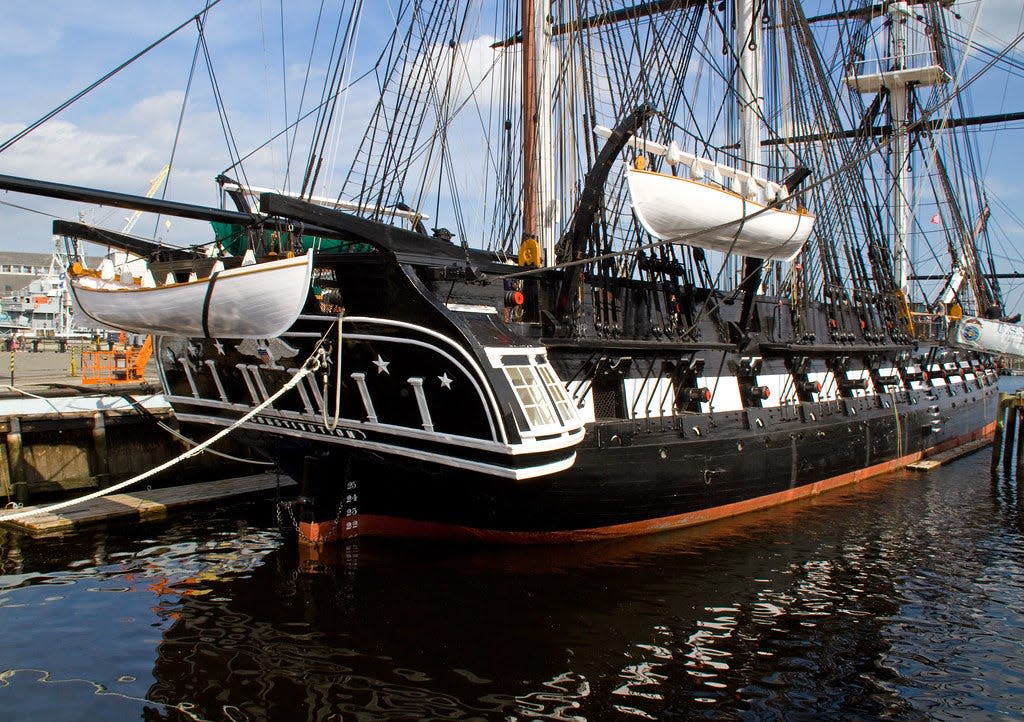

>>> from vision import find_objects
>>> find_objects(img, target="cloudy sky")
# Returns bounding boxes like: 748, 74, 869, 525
1, 0, 1023, 308
0, 2, 330, 246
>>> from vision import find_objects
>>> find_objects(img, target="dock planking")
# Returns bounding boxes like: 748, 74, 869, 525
0, 472, 296, 537
907, 437, 993, 472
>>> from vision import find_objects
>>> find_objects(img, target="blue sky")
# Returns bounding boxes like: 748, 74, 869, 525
1, 1, 1023, 311
0, 2, 340, 247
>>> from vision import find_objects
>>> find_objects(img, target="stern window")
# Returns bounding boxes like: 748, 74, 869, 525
505, 365, 558, 429
536, 364, 578, 424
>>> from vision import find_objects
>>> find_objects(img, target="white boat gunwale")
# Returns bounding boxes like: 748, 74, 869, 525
70, 249, 315, 339
70, 251, 312, 293
628, 167, 813, 219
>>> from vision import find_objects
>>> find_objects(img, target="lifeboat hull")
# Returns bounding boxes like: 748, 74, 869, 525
626, 168, 814, 261
70, 250, 314, 338
950, 316, 1024, 358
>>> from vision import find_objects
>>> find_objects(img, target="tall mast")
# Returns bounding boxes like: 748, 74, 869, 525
522, 0, 554, 265
888, 1, 913, 294
734, 0, 764, 302
736, 0, 764, 174
845, 1, 947, 295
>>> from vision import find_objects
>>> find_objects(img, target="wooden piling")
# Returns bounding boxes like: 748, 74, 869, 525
1004, 404, 1019, 473
6, 416, 26, 504
92, 411, 109, 487
1016, 405, 1024, 478
1006, 407, 1018, 472
993, 393, 1008, 471
0, 428, 11, 503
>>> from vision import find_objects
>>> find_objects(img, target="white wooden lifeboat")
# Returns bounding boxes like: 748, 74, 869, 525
626, 167, 814, 262
69, 250, 314, 338
950, 316, 1024, 358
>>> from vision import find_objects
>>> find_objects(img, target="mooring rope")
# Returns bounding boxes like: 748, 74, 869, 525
114, 392, 275, 466
891, 390, 903, 460
0, 351, 323, 523
0, 385, 68, 415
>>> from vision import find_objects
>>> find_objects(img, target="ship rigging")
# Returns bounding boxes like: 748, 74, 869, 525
0, 0, 1020, 544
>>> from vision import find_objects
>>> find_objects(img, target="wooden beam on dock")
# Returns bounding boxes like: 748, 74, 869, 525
907, 437, 994, 472
0, 472, 296, 537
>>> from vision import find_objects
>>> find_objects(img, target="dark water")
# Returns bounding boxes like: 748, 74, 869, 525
3, 390, 1024, 720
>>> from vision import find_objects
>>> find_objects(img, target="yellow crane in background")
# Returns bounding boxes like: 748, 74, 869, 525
122, 164, 170, 234
76, 164, 168, 385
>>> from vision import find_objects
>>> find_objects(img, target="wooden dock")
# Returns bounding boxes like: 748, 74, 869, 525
0, 472, 296, 537
906, 437, 993, 472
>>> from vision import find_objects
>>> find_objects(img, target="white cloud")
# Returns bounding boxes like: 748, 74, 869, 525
0, 93, 239, 252
0, 120, 154, 186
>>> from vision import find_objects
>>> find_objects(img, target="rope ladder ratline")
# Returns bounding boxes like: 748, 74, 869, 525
0, 350, 324, 523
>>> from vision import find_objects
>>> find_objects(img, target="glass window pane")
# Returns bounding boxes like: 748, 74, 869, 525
505, 365, 556, 428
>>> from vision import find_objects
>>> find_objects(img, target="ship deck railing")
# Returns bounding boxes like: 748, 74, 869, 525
909, 312, 952, 343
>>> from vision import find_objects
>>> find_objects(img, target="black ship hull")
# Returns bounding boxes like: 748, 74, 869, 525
273, 380, 994, 543
156, 253, 999, 545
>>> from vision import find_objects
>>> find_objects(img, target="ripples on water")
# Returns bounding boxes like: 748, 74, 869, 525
3, 397, 1024, 720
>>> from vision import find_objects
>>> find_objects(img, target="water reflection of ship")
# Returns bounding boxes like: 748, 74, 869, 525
2, 462, 1019, 720
139, 482, 978, 722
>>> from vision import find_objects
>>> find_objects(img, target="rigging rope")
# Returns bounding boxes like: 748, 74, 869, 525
322, 315, 343, 431
151, 28, 204, 241
0, 350, 324, 523
197, 16, 252, 193
0, 0, 225, 156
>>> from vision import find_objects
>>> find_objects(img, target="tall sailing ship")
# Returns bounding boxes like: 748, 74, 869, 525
0, 0, 1015, 544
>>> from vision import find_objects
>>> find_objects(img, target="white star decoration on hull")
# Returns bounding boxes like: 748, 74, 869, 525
439, 372, 453, 389
373, 354, 390, 374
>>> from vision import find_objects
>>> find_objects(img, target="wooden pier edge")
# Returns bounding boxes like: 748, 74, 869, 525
906, 436, 994, 472
0, 472, 296, 537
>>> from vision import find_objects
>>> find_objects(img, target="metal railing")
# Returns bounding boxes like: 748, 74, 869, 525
80, 336, 153, 385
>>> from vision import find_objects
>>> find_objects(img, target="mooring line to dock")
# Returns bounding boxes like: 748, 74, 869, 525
0, 352, 324, 523
152, 414, 276, 466
0, 385, 68, 415
115, 392, 275, 466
